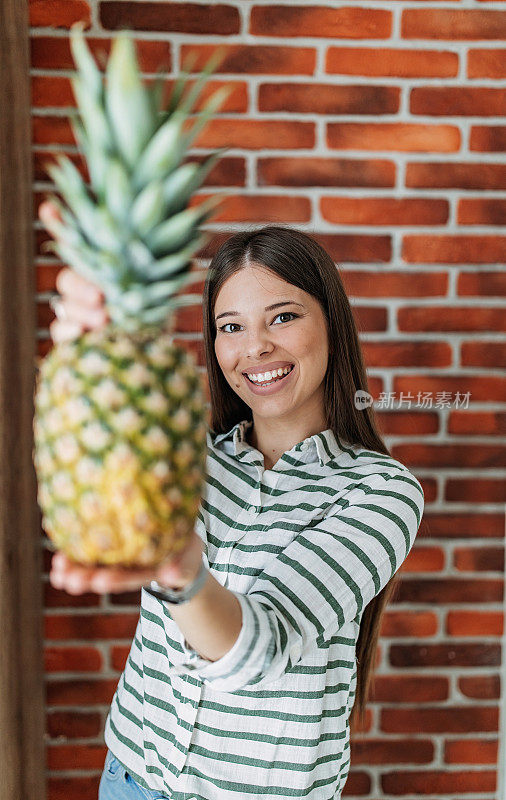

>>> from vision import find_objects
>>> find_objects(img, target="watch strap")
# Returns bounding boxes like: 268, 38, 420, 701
144, 556, 208, 605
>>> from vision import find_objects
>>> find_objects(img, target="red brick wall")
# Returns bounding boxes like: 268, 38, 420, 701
31, 2, 505, 798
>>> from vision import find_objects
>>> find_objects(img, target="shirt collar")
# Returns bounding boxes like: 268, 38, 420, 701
211, 419, 347, 468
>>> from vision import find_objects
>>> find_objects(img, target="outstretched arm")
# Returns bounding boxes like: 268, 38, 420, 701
50, 529, 242, 662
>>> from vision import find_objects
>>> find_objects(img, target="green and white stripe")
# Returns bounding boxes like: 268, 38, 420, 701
105, 419, 424, 799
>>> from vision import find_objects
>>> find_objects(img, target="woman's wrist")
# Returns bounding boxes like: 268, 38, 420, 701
146, 555, 208, 605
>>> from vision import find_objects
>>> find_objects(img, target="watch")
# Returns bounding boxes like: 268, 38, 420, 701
144, 556, 208, 605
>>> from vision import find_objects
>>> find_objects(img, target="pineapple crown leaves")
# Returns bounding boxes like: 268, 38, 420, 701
42, 23, 232, 331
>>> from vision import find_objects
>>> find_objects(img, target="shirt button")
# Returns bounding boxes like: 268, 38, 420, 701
301, 442, 309, 451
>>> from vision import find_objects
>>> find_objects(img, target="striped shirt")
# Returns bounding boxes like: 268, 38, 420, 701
105, 418, 424, 799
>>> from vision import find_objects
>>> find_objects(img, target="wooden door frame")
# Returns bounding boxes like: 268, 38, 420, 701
0, 2, 46, 796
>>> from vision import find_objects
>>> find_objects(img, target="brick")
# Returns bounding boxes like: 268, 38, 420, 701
382, 769, 496, 795
402, 9, 506, 40
458, 198, 506, 225
180, 44, 316, 75
406, 161, 506, 190
321, 197, 448, 226
31, 36, 171, 72
47, 678, 118, 706
458, 272, 506, 299
341, 271, 448, 298
192, 119, 315, 149
380, 611, 439, 637
395, 578, 503, 604
394, 375, 506, 404
32, 76, 74, 107
45, 613, 139, 641
100, 2, 240, 34
109, 589, 142, 606
48, 776, 100, 800
391, 642, 501, 668
46, 710, 101, 739
376, 411, 439, 435
447, 611, 504, 637
44, 646, 103, 673
419, 512, 504, 539
392, 443, 506, 468
418, 478, 437, 505
372, 675, 447, 703
351, 738, 434, 765
445, 738, 498, 765
210, 193, 311, 223
312, 234, 392, 264
411, 87, 506, 116
361, 341, 451, 367
352, 307, 388, 331
400, 545, 445, 572
446, 479, 506, 503
258, 157, 395, 188
326, 47, 458, 78
259, 83, 399, 115
449, 410, 506, 434
468, 49, 506, 79
381, 706, 498, 733
340, 771, 370, 795
250, 6, 392, 39
32, 116, 74, 146
470, 125, 506, 152
111, 645, 130, 672
461, 341, 506, 368
37, 337, 52, 359
328, 122, 460, 152
47, 743, 107, 771
30, 0, 91, 27
454, 546, 504, 572
398, 304, 506, 331
173, 304, 203, 334
44, 583, 100, 608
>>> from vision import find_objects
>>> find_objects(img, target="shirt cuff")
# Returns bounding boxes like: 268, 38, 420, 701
172, 591, 256, 689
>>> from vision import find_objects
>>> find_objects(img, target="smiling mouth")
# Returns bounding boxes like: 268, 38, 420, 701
245, 365, 295, 387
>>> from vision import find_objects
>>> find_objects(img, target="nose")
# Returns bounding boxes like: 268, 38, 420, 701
244, 327, 274, 360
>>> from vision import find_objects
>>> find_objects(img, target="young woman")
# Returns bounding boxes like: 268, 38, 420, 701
43, 205, 424, 800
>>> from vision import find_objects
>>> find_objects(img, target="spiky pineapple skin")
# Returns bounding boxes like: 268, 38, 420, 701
33, 326, 207, 566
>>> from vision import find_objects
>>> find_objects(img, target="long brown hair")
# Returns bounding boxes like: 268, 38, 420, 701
202, 225, 397, 728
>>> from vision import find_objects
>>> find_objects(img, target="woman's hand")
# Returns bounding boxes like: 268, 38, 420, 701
49, 529, 204, 595
39, 199, 110, 345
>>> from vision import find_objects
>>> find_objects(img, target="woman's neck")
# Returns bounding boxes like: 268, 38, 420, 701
246, 412, 328, 470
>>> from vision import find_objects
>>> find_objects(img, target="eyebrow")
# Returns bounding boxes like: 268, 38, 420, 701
215, 301, 304, 322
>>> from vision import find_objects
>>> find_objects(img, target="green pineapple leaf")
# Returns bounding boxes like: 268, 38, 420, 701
69, 21, 103, 101
105, 31, 157, 168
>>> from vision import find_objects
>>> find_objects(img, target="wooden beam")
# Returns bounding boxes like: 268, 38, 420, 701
0, 2, 46, 796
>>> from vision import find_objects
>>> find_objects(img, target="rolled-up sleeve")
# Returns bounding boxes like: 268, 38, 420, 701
171, 467, 424, 692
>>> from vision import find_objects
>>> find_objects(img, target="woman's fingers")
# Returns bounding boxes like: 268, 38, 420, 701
48, 299, 109, 344
49, 318, 86, 345
55, 266, 105, 309
49, 532, 204, 596
39, 199, 61, 226
49, 268, 109, 344
39, 201, 109, 342
50, 552, 157, 595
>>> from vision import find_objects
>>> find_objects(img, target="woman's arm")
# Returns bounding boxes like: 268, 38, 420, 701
50, 530, 242, 662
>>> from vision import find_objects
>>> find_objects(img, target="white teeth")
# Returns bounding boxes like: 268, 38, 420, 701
246, 365, 293, 384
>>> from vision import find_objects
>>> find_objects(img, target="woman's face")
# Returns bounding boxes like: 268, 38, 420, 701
214, 264, 329, 427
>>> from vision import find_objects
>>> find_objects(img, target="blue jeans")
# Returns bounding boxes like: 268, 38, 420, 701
99, 750, 170, 800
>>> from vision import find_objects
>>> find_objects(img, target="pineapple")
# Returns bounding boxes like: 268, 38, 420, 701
33, 24, 230, 566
